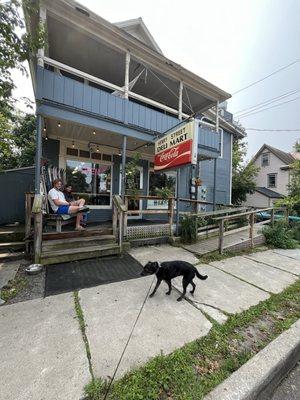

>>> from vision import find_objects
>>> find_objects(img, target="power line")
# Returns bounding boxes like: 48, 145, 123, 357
237, 94, 300, 119
232, 58, 300, 95
234, 87, 300, 115
246, 128, 300, 132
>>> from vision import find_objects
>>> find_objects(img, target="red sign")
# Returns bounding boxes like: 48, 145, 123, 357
154, 120, 198, 171
154, 139, 193, 171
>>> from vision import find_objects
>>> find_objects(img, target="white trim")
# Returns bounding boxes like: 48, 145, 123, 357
124, 52, 130, 99
43, 57, 190, 118
229, 133, 233, 204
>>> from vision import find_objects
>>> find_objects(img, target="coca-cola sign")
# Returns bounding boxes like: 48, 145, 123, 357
154, 120, 198, 171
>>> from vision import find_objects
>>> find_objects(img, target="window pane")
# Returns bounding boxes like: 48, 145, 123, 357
66, 160, 111, 206
268, 174, 276, 187
148, 171, 176, 208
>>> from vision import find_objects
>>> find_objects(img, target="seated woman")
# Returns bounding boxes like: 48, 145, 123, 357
48, 179, 88, 231
64, 183, 88, 227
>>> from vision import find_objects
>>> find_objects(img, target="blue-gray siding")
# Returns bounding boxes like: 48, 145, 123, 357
37, 67, 178, 135
0, 167, 35, 225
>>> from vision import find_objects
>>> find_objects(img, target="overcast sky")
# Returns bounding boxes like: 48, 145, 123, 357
13, 0, 300, 159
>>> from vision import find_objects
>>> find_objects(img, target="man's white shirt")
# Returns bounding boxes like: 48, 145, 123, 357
48, 188, 66, 212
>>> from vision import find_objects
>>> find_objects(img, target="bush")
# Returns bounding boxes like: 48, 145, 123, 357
263, 221, 298, 249
290, 221, 300, 242
180, 215, 198, 244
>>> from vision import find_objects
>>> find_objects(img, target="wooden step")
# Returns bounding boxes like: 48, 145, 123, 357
42, 228, 113, 241
0, 230, 24, 243
42, 235, 116, 251
41, 244, 120, 265
0, 251, 25, 262
0, 241, 25, 252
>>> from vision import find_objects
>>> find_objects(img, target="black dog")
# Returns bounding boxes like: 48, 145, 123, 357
141, 261, 208, 302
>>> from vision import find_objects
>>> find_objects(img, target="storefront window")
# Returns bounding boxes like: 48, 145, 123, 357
148, 171, 176, 208
66, 160, 112, 206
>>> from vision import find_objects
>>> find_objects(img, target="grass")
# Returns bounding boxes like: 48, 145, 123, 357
73, 291, 94, 380
0, 276, 28, 302
84, 279, 300, 400
197, 245, 268, 265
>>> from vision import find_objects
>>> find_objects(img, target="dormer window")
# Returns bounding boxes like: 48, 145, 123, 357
261, 152, 270, 167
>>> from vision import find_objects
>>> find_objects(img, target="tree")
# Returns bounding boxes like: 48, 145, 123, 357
0, 0, 45, 115
0, 112, 36, 170
231, 140, 259, 205
0, 1, 45, 171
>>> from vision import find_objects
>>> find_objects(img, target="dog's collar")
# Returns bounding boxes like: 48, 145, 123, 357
155, 262, 161, 273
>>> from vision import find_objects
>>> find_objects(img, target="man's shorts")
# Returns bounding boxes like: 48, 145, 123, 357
56, 205, 70, 215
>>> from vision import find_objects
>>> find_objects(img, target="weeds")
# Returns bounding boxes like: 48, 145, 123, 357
84, 280, 300, 400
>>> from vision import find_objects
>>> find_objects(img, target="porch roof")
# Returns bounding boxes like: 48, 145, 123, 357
27, 0, 231, 114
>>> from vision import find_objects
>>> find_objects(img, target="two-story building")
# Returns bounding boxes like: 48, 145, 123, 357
23, 0, 245, 263
244, 144, 299, 208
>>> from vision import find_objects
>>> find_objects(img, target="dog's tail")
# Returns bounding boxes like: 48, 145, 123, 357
195, 270, 208, 280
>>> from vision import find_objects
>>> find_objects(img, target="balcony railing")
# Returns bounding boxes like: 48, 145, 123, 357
36, 64, 222, 156
36, 66, 179, 135
198, 124, 221, 154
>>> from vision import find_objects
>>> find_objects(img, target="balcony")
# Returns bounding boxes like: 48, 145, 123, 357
36, 66, 179, 135
36, 65, 222, 157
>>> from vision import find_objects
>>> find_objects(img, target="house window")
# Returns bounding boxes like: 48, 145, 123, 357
268, 173, 277, 188
261, 153, 270, 166
147, 171, 176, 208
66, 159, 112, 207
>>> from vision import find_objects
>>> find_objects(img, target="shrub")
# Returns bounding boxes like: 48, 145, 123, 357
263, 221, 298, 249
180, 215, 198, 244
290, 221, 300, 242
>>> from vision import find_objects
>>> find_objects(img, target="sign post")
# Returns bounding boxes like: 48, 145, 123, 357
154, 119, 199, 236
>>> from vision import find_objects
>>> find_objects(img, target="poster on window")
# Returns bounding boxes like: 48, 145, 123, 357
154, 120, 198, 171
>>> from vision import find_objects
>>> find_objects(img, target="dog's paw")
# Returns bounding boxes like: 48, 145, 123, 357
165, 291, 171, 295
149, 293, 154, 298
189, 290, 195, 296
177, 297, 183, 302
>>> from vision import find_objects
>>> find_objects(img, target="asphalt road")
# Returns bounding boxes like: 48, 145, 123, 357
271, 361, 300, 400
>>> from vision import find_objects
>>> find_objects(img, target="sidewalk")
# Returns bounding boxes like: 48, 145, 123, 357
0, 247, 299, 399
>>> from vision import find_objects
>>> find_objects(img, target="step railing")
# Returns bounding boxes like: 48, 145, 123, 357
213, 206, 288, 254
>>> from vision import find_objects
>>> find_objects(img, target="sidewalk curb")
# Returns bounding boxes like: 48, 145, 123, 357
204, 319, 300, 400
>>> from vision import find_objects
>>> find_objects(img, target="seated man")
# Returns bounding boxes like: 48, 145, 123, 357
48, 178, 88, 231
64, 183, 88, 227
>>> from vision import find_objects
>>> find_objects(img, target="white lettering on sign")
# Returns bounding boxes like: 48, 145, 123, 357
155, 121, 195, 155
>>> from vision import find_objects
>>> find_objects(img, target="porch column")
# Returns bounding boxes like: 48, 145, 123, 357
121, 135, 127, 200
124, 52, 131, 99
35, 114, 43, 194
176, 81, 183, 235
37, 6, 46, 67
213, 101, 220, 210
213, 158, 217, 211
178, 81, 183, 120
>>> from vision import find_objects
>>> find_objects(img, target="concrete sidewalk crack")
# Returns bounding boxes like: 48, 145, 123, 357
208, 263, 272, 294
73, 291, 94, 380
243, 255, 299, 277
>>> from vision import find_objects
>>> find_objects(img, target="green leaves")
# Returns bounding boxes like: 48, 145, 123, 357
231, 139, 259, 205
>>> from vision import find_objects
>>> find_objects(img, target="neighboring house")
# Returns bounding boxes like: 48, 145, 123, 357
19, 0, 245, 226
244, 144, 298, 208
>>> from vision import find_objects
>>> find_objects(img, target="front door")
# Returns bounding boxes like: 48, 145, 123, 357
119, 166, 143, 219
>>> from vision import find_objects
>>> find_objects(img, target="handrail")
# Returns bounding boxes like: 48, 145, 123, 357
125, 195, 175, 200
178, 197, 235, 208
214, 206, 288, 254
212, 207, 285, 222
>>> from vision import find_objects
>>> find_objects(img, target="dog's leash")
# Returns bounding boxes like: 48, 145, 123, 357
102, 274, 156, 400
